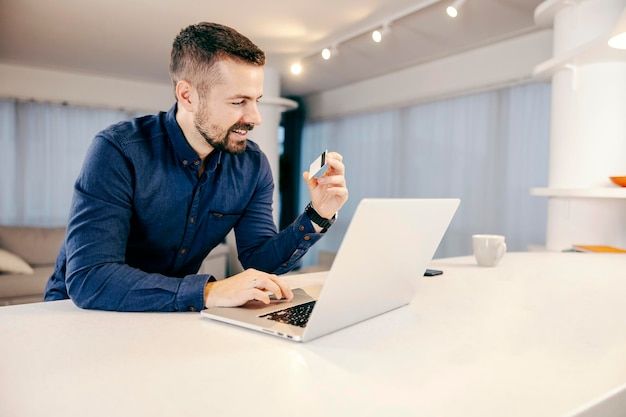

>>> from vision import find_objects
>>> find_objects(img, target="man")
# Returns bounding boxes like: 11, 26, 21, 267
44, 22, 348, 312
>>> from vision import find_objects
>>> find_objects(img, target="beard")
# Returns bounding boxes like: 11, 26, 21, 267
194, 113, 253, 155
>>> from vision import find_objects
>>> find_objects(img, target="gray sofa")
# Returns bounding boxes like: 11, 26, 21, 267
0, 222, 331, 306
0, 225, 231, 306
0, 226, 65, 306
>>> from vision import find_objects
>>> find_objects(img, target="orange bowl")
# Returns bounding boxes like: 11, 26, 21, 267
609, 176, 626, 187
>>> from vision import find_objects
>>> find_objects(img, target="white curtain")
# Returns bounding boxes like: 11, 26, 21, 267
1, 82, 551, 262
298, 82, 552, 264
0, 99, 143, 226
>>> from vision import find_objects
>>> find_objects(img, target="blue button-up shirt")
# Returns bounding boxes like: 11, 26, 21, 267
44, 104, 322, 312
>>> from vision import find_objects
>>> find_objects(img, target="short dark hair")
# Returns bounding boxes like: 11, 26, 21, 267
169, 22, 265, 94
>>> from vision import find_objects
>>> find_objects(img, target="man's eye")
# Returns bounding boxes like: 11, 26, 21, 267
232, 101, 244, 106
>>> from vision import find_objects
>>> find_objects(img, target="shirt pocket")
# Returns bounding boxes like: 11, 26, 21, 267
205, 211, 241, 242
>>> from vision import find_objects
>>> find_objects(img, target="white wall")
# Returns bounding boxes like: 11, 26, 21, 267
304, 30, 554, 120
0, 63, 173, 112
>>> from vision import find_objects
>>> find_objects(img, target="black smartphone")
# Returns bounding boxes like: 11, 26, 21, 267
424, 269, 443, 276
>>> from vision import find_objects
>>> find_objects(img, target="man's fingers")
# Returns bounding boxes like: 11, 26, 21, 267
250, 288, 271, 304
325, 158, 345, 176
326, 151, 343, 162
276, 277, 294, 300
252, 276, 293, 301
205, 269, 295, 308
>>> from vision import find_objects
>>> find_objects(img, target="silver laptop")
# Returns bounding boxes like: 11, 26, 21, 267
201, 198, 459, 342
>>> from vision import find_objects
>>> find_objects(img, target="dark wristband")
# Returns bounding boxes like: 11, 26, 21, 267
305, 202, 337, 232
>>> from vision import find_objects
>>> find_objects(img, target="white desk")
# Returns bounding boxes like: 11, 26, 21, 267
1, 252, 626, 417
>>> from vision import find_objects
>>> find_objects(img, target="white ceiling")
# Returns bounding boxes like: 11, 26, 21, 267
0, 0, 545, 97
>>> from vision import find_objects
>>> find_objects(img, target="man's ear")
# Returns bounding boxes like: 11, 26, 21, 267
175, 80, 194, 111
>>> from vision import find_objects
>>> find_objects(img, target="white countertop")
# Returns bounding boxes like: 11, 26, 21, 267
1, 252, 626, 417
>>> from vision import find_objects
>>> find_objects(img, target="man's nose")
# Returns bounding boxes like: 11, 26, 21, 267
245, 102, 262, 126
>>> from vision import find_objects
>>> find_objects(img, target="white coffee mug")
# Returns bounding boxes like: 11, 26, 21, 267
472, 234, 506, 267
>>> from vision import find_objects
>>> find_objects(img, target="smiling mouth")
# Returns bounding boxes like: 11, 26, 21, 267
231, 128, 248, 136
231, 123, 255, 137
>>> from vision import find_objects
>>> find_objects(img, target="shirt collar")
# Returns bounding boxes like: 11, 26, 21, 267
164, 103, 223, 173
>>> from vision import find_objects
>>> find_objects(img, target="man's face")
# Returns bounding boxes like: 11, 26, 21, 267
194, 59, 264, 154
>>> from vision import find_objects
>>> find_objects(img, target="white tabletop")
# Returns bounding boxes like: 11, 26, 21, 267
1, 252, 626, 417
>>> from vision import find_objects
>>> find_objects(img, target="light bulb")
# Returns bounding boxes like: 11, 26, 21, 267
446, 0, 465, 18
321, 48, 331, 60
372, 30, 382, 43
290, 62, 302, 75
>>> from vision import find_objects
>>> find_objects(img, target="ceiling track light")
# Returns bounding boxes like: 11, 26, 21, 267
290, 62, 302, 75
289, 0, 445, 76
372, 22, 391, 43
321, 44, 339, 60
446, 0, 466, 18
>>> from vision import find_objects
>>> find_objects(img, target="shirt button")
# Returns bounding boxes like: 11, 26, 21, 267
299, 225, 305, 232
190, 217, 195, 223
194, 160, 200, 166
183, 160, 188, 166
303, 236, 310, 241
188, 306, 197, 312
180, 248, 187, 255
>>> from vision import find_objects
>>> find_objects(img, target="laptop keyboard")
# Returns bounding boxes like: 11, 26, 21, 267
260, 301, 317, 328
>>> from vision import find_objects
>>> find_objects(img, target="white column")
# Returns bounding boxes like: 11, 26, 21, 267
248, 67, 298, 225
226, 67, 297, 274
533, 0, 626, 250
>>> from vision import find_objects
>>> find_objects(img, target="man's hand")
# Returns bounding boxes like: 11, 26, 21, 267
204, 269, 294, 308
302, 151, 349, 220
